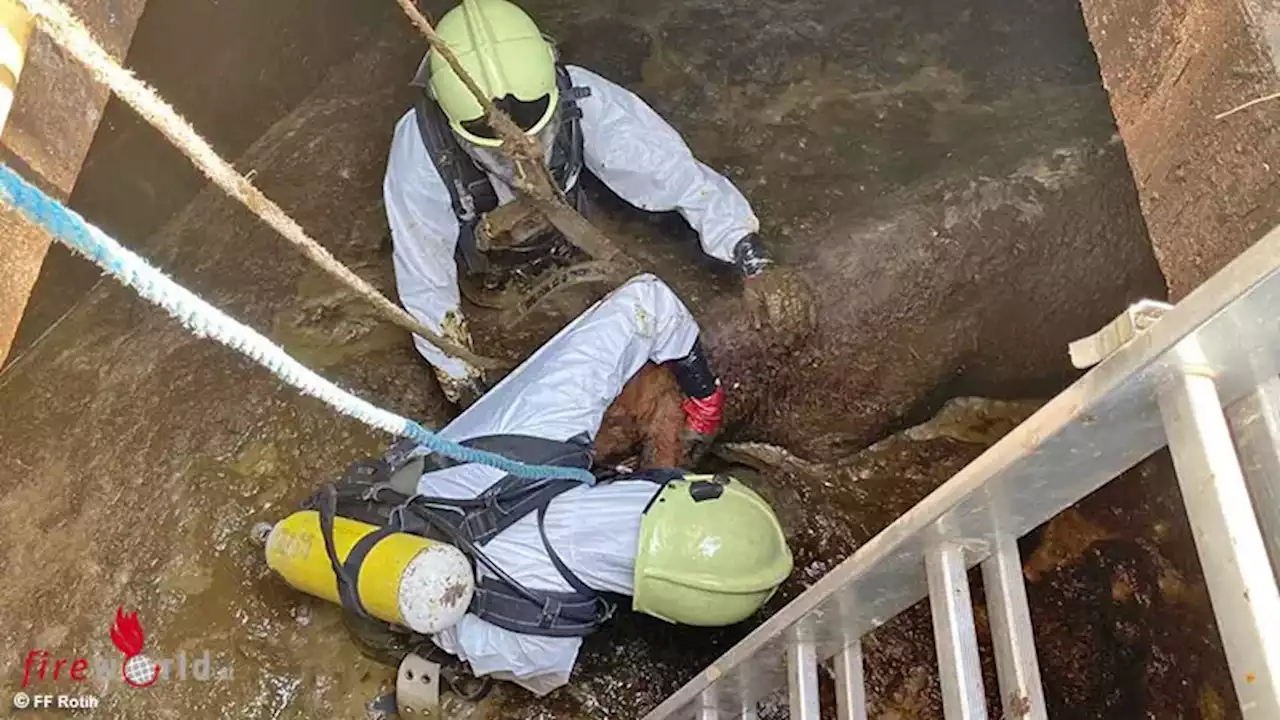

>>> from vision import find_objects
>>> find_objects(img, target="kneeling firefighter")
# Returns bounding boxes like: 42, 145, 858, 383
263, 275, 793, 694
385, 0, 817, 407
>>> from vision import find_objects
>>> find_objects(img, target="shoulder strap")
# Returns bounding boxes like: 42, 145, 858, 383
537, 501, 595, 597
412, 94, 493, 223
410, 89, 499, 274
550, 65, 587, 196
409, 58, 497, 222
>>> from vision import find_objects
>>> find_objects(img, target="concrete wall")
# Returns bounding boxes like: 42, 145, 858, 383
3, 0, 401, 365
0, 0, 147, 365
1080, 0, 1280, 299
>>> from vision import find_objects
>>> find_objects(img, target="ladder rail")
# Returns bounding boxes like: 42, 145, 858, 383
787, 630, 821, 720
643, 223, 1280, 720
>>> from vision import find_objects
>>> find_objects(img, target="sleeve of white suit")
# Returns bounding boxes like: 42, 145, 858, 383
383, 110, 475, 380
568, 65, 759, 264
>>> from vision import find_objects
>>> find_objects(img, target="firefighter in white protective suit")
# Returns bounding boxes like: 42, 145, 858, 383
385, 0, 816, 406
264, 275, 793, 695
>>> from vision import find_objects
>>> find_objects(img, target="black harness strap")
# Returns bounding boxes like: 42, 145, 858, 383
548, 65, 587, 196
469, 578, 605, 637
537, 500, 596, 598
316, 486, 375, 619
412, 93, 498, 275
463, 477, 588, 548
337, 524, 403, 619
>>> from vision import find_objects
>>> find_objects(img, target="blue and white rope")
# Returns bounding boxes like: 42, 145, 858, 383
0, 164, 595, 485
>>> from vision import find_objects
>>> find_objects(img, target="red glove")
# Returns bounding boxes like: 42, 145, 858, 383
681, 385, 725, 436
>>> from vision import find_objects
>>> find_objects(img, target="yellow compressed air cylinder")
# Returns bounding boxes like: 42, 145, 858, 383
265, 510, 474, 634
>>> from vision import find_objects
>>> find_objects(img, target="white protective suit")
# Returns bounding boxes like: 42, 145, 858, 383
416, 273, 701, 695
384, 65, 759, 383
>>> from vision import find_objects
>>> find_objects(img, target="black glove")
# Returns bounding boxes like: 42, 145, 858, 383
732, 233, 772, 279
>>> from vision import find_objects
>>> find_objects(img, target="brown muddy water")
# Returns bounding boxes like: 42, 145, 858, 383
0, 0, 1237, 717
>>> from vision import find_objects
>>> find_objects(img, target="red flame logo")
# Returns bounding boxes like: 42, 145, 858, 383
110, 607, 146, 656
110, 607, 159, 688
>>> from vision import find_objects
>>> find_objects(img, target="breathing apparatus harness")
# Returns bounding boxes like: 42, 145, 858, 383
307, 434, 681, 638
410, 61, 590, 277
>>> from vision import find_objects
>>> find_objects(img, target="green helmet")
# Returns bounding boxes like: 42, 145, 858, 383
633, 475, 793, 626
428, 0, 558, 147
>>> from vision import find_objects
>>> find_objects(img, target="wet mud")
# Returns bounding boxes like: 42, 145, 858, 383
853, 446, 1238, 720
0, 0, 1235, 717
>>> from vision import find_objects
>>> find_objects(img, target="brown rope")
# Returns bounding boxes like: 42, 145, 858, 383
393, 0, 636, 268
19, 0, 510, 370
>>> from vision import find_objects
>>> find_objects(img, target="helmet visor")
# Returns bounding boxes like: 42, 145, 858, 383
463, 107, 561, 183
459, 93, 554, 145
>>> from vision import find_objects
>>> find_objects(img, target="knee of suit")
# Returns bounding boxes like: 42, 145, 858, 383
610, 273, 676, 308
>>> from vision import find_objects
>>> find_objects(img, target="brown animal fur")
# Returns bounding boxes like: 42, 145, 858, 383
596, 363, 686, 468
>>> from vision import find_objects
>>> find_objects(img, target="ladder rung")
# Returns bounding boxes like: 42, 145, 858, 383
981, 534, 1047, 720
738, 676, 759, 720
927, 543, 989, 720
698, 686, 718, 720
788, 633, 821, 720
1160, 371, 1280, 716
833, 640, 868, 720
1227, 376, 1280, 582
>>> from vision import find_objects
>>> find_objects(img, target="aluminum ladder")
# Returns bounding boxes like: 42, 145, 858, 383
643, 225, 1280, 720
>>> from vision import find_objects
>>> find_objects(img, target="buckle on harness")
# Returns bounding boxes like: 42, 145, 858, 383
361, 482, 397, 503
560, 87, 589, 122
595, 596, 616, 624
538, 597, 564, 629
386, 503, 410, 531
347, 457, 388, 481
454, 179, 478, 222
461, 504, 500, 543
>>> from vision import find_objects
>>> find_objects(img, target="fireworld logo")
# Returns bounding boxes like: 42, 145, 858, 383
20, 606, 230, 690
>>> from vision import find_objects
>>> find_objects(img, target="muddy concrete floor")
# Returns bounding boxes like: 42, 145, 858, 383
0, 0, 1235, 717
